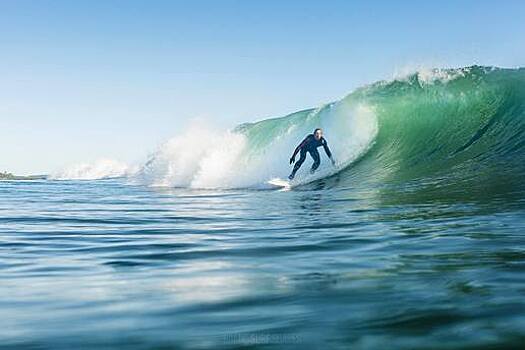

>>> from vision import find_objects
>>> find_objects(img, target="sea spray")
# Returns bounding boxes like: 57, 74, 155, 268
51, 158, 133, 180
138, 123, 248, 188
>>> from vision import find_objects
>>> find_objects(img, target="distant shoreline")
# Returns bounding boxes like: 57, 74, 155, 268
0, 172, 47, 180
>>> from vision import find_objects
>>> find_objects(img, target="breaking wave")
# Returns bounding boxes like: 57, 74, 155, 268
56, 66, 525, 195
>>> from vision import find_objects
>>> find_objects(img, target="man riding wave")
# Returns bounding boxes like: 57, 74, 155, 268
289, 128, 335, 180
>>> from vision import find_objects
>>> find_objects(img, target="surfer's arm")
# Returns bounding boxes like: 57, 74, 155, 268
322, 139, 333, 158
291, 136, 309, 160
322, 139, 336, 165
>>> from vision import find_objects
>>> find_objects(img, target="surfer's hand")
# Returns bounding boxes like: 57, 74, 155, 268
289, 157, 295, 165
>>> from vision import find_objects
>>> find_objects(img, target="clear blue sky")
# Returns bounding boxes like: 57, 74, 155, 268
1, 0, 524, 174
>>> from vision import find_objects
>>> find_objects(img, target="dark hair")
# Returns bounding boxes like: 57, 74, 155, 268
313, 128, 322, 134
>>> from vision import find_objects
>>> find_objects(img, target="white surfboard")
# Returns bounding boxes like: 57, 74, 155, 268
267, 178, 292, 189
267, 160, 338, 190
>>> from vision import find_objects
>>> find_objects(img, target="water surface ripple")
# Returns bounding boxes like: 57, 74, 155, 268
1, 179, 524, 349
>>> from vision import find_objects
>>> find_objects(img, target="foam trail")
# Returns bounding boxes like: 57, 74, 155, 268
51, 159, 132, 180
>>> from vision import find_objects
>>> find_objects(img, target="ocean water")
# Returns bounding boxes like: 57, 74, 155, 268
2, 66, 525, 349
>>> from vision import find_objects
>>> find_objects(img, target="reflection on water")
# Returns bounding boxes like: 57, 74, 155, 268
1, 179, 524, 349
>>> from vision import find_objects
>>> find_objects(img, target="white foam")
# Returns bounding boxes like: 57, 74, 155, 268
137, 122, 248, 188
51, 158, 132, 180
393, 65, 466, 85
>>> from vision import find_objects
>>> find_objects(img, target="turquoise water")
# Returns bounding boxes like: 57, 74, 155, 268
2, 66, 525, 349
2, 179, 524, 349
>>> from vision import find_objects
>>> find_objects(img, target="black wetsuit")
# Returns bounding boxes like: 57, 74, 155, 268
289, 134, 332, 179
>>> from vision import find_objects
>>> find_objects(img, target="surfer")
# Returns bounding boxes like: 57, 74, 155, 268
289, 128, 335, 180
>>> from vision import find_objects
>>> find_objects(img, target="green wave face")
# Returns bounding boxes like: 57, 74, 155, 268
141, 65, 525, 194
237, 66, 525, 197
358, 67, 525, 178
233, 94, 378, 187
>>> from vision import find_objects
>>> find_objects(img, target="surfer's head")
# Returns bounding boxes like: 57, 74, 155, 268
313, 128, 323, 140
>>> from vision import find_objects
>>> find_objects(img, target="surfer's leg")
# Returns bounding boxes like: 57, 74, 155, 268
289, 149, 307, 179
309, 149, 321, 173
